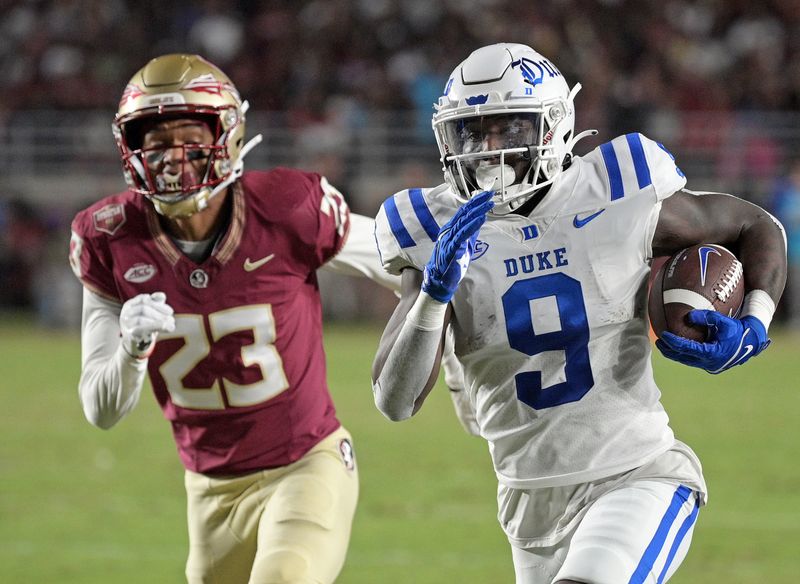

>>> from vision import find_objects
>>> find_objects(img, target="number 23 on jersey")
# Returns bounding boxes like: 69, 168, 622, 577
158, 304, 289, 410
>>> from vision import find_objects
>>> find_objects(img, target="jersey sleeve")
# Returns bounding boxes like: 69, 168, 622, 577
69, 208, 121, 302
271, 169, 351, 270
596, 133, 687, 203
374, 188, 442, 275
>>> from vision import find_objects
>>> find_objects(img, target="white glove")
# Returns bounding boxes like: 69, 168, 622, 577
119, 292, 175, 359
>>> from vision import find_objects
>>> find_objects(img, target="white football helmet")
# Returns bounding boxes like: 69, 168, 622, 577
433, 43, 594, 214
113, 54, 262, 218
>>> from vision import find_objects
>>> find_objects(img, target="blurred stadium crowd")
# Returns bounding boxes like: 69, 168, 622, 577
1, 0, 799, 326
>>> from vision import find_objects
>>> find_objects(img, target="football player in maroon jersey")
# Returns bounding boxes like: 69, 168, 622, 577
68, 53, 403, 584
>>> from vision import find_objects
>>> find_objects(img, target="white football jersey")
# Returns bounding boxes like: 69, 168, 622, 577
375, 133, 688, 489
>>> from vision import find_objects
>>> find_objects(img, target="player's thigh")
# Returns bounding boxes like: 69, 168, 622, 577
184, 469, 263, 584
555, 480, 700, 584
251, 427, 359, 584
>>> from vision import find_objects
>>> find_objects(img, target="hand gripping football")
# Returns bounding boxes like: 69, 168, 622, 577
649, 244, 745, 341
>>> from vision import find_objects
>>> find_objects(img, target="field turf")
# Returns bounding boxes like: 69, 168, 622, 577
1, 318, 798, 583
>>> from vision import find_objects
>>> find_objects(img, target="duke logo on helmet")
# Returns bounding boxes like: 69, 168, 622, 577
511, 57, 562, 87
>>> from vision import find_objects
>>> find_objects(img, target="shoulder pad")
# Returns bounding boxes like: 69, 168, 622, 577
69, 191, 138, 301
72, 191, 139, 240
374, 185, 455, 274
241, 168, 318, 219
585, 133, 687, 203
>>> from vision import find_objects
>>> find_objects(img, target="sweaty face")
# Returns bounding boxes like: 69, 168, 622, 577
141, 119, 215, 196
443, 113, 540, 193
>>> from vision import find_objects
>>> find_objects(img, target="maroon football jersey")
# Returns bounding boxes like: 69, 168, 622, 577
70, 168, 351, 475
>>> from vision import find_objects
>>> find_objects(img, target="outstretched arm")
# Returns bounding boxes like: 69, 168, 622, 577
321, 213, 401, 292
652, 190, 787, 373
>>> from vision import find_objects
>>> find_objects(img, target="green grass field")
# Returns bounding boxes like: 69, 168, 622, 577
1, 318, 798, 583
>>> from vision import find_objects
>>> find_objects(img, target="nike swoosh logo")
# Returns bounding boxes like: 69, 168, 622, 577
731, 344, 754, 367
711, 328, 753, 373
697, 245, 721, 286
243, 254, 275, 272
573, 209, 605, 228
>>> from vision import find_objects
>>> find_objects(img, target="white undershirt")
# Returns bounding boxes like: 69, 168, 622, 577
172, 236, 216, 263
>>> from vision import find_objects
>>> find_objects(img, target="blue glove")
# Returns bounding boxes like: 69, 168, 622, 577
422, 191, 494, 303
655, 310, 770, 374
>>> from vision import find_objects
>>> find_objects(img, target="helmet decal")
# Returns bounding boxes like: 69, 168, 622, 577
465, 94, 488, 105
119, 83, 145, 109
512, 58, 545, 86
181, 73, 240, 100
444, 77, 454, 96
511, 57, 561, 86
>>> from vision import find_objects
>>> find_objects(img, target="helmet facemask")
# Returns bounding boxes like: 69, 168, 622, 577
116, 111, 234, 216
434, 99, 573, 215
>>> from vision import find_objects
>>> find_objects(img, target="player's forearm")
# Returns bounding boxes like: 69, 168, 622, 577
736, 210, 787, 304
373, 293, 447, 421
79, 289, 148, 429
79, 346, 148, 429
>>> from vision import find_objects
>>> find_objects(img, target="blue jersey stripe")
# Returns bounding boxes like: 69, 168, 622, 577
382, 196, 416, 248
628, 485, 692, 584
626, 133, 653, 189
408, 188, 440, 242
656, 494, 700, 584
600, 142, 624, 200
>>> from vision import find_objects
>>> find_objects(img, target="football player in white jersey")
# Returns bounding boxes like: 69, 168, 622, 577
372, 43, 787, 584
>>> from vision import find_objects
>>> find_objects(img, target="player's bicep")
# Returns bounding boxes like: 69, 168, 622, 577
653, 190, 755, 257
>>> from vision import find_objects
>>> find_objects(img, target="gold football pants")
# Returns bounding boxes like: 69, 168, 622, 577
184, 426, 359, 584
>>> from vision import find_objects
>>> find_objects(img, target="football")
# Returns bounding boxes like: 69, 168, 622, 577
649, 244, 745, 341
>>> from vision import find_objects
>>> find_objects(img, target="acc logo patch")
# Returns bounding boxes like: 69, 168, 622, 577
472, 239, 489, 260
124, 263, 157, 283
338, 438, 355, 471
93, 204, 126, 235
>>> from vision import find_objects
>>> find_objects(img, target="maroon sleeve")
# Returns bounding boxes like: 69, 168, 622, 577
245, 168, 351, 270
296, 172, 351, 269
68, 206, 121, 302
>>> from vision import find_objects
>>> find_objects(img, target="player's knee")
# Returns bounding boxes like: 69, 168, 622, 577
251, 547, 313, 584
